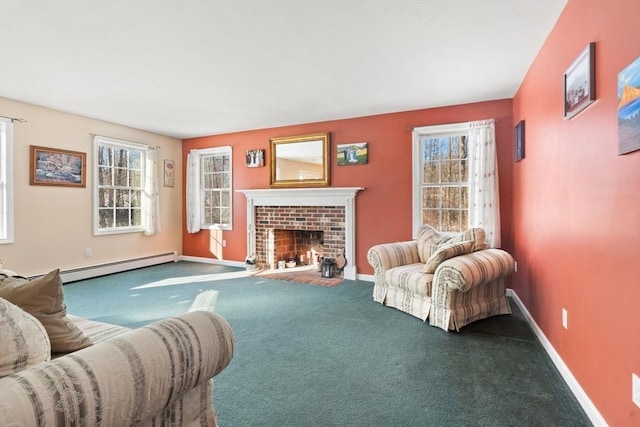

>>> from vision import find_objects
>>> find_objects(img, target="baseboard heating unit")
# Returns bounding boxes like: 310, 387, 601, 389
53, 252, 178, 283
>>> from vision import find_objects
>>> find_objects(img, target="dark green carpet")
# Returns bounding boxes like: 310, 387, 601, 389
62, 261, 592, 427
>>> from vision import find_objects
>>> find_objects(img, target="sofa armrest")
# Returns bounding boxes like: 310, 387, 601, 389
0, 310, 234, 426
433, 248, 515, 292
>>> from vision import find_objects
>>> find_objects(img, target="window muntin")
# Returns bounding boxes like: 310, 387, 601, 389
200, 149, 232, 229
94, 137, 145, 234
0, 117, 13, 244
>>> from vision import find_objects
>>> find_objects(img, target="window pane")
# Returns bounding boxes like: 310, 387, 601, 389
220, 207, 230, 224
129, 170, 141, 187
98, 188, 114, 208
460, 160, 469, 181
423, 162, 439, 184
114, 148, 128, 167
442, 209, 460, 232
423, 209, 440, 227
114, 168, 128, 186
211, 208, 220, 224
99, 209, 114, 228
116, 189, 130, 207
98, 146, 112, 166
422, 187, 441, 208
441, 161, 458, 183
116, 208, 129, 226
221, 190, 230, 208
443, 187, 461, 208
129, 151, 141, 169
99, 166, 112, 186
131, 190, 141, 207
131, 208, 141, 226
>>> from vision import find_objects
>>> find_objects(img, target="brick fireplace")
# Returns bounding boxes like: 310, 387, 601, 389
236, 188, 364, 280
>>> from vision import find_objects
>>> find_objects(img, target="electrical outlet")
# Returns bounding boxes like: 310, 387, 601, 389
222, 240, 227, 247
85, 248, 92, 257
514, 261, 518, 272
562, 308, 568, 329
633, 373, 640, 408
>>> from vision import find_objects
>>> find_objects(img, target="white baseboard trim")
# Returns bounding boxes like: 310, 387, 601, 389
357, 273, 374, 282
53, 252, 178, 283
179, 255, 246, 268
507, 289, 607, 427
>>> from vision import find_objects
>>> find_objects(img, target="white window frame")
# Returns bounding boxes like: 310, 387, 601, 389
93, 136, 147, 235
0, 117, 14, 244
412, 122, 469, 238
196, 146, 233, 231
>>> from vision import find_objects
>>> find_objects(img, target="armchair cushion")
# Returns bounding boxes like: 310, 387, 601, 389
422, 240, 475, 273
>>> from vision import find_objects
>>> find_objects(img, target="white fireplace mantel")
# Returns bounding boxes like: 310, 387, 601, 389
236, 187, 364, 280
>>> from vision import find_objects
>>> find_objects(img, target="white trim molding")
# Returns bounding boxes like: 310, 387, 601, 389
507, 289, 607, 427
236, 187, 364, 280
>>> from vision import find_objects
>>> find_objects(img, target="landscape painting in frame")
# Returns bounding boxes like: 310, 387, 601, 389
30, 145, 86, 187
337, 142, 368, 165
617, 56, 640, 155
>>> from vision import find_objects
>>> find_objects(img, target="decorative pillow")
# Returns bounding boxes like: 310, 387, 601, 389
459, 228, 487, 251
422, 240, 475, 274
416, 224, 442, 263
0, 269, 92, 353
0, 297, 51, 377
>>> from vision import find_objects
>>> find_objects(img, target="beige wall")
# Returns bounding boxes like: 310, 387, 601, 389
0, 97, 183, 276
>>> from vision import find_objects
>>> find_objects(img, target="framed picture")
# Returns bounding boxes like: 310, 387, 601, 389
337, 142, 368, 165
164, 159, 175, 187
617, 56, 640, 155
30, 145, 86, 187
564, 42, 596, 120
246, 149, 265, 167
515, 120, 525, 162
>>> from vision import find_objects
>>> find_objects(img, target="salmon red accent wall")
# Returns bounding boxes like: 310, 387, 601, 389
512, 0, 640, 425
182, 99, 514, 275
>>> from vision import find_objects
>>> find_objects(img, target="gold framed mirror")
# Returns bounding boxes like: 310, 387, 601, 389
269, 132, 330, 187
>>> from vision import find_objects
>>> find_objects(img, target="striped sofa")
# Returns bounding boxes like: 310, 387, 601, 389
0, 308, 235, 426
367, 225, 515, 331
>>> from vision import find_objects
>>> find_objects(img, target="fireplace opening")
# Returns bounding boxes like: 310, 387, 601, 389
270, 229, 324, 269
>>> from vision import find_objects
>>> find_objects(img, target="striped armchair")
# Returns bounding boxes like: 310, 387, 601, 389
0, 310, 234, 426
367, 225, 515, 331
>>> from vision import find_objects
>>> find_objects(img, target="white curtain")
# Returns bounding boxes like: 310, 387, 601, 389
468, 119, 501, 248
186, 150, 201, 233
142, 147, 160, 235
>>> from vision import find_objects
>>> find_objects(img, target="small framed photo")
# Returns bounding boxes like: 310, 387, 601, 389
515, 120, 525, 162
246, 149, 265, 167
30, 145, 86, 187
564, 42, 596, 120
164, 159, 175, 187
337, 142, 368, 165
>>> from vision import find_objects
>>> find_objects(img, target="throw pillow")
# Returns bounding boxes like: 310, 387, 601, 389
422, 240, 475, 274
0, 269, 92, 353
0, 297, 51, 377
416, 224, 442, 263
459, 227, 487, 251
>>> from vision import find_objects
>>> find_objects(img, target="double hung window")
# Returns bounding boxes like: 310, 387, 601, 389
186, 146, 232, 233
94, 136, 146, 234
413, 122, 470, 234
0, 117, 13, 244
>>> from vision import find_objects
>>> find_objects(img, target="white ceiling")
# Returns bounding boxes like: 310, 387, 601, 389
0, 0, 567, 139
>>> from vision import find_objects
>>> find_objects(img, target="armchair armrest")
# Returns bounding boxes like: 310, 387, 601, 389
368, 241, 421, 303
0, 310, 234, 426
367, 241, 421, 272
433, 248, 515, 292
